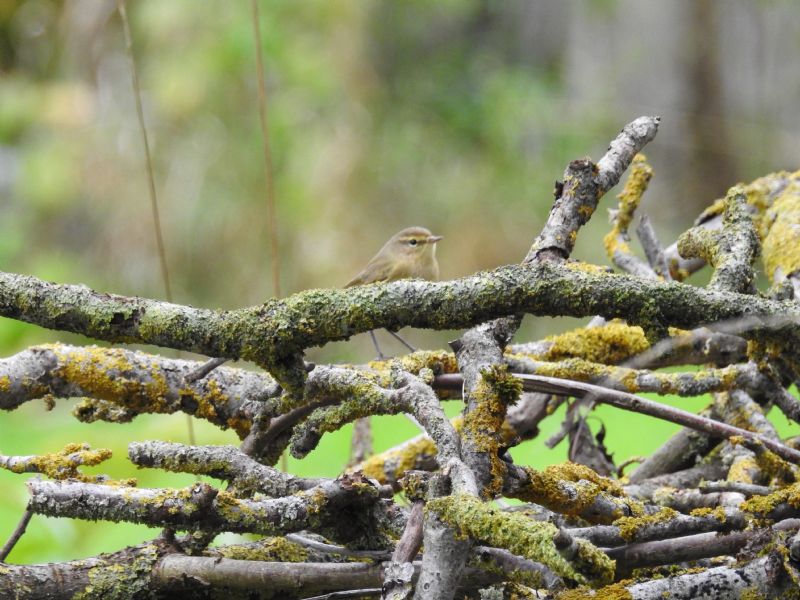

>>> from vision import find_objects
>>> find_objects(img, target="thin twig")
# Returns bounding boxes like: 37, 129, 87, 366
636, 214, 671, 279
300, 590, 382, 600
184, 357, 227, 383
285, 534, 391, 560
434, 372, 800, 464
0, 509, 33, 561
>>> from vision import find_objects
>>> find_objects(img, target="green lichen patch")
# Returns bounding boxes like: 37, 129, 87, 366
1, 442, 112, 483
740, 482, 800, 517
689, 506, 727, 523
466, 365, 523, 497
761, 181, 800, 282
470, 554, 547, 590
613, 508, 678, 542
215, 537, 309, 562
510, 463, 640, 524
428, 494, 614, 585
532, 322, 649, 365
73, 543, 161, 600
556, 582, 634, 600
603, 154, 653, 262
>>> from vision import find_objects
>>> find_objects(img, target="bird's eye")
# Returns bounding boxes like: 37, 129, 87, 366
408, 239, 418, 246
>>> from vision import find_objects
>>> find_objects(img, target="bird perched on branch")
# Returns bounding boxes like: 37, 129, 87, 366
186, 226, 442, 382
346, 226, 443, 358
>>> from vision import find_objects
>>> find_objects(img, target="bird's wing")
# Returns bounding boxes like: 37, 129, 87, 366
344, 256, 402, 287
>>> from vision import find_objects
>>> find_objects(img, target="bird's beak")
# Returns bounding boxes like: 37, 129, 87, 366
426, 235, 443, 244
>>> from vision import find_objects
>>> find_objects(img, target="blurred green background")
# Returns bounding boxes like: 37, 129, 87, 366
1, 0, 799, 563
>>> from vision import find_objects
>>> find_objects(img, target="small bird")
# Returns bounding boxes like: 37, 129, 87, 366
346, 226, 443, 358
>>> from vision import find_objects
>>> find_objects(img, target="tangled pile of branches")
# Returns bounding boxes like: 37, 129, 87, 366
3, 116, 800, 599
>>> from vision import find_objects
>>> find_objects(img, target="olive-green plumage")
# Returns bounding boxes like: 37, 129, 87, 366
345, 226, 442, 288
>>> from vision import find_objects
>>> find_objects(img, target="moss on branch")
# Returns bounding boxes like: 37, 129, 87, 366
1, 251, 800, 391
427, 494, 614, 585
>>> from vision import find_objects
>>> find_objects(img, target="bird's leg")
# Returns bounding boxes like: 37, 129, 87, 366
369, 330, 388, 360
386, 329, 416, 353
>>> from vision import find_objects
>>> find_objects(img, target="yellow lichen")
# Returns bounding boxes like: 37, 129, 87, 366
428, 494, 615, 585
359, 435, 439, 483
696, 170, 800, 227
739, 587, 765, 600
0, 442, 112, 483
741, 482, 800, 516
603, 154, 653, 263
215, 537, 309, 562
728, 437, 797, 486
530, 321, 649, 365
565, 261, 614, 275
466, 365, 523, 497
47, 344, 247, 435
689, 506, 727, 523
510, 463, 641, 524
727, 454, 758, 485
614, 508, 678, 542
0, 375, 10, 392
761, 182, 800, 282
556, 582, 634, 600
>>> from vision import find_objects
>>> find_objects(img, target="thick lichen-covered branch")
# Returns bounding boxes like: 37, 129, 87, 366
503, 462, 643, 524
677, 186, 760, 293
127, 442, 323, 497
505, 355, 765, 397
3, 256, 800, 393
426, 494, 614, 586
27, 475, 395, 549
664, 169, 800, 281
0, 343, 271, 439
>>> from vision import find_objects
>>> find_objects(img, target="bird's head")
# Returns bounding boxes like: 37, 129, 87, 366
385, 226, 443, 261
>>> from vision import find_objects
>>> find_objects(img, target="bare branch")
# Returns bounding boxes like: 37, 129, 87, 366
509, 373, 800, 464
636, 214, 671, 279
127, 441, 323, 496
27, 476, 394, 549
0, 509, 33, 562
